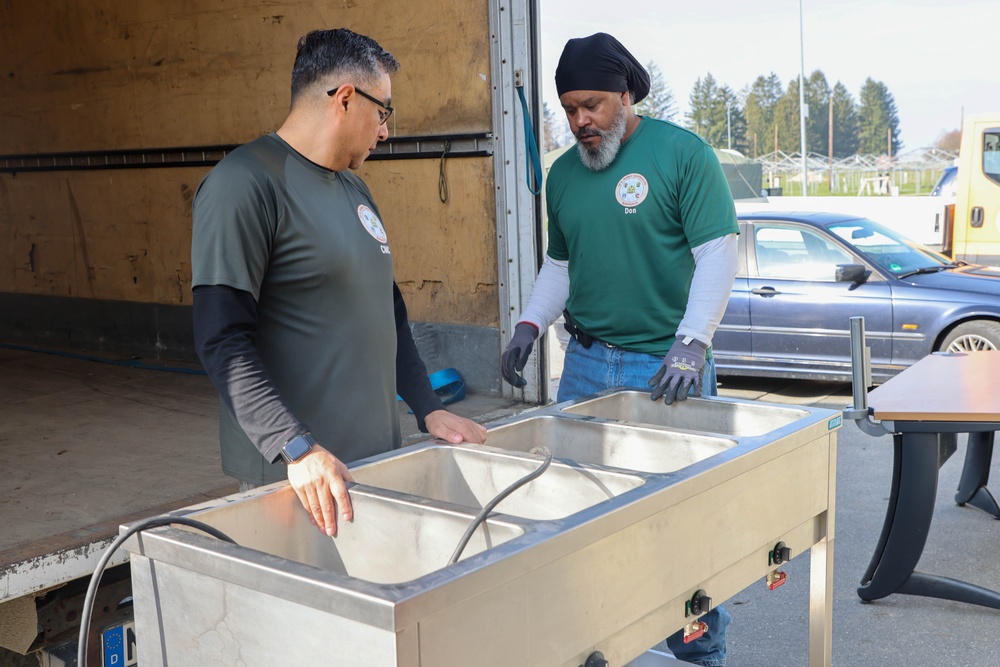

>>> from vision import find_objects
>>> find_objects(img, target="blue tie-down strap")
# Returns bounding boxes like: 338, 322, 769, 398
397, 367, 466, 411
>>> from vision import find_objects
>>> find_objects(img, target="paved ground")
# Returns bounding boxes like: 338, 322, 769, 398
3, 343, 999, 666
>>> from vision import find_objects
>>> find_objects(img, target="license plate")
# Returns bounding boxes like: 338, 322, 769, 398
101, 620, 137, 667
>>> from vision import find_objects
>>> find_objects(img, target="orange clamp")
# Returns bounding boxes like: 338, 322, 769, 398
683, 620, 708, 644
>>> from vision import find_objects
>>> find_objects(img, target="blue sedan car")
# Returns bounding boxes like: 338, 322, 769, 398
714, 211, 1000, 382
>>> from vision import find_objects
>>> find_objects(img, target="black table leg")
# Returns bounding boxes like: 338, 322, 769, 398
859, 431, 1000, 608
954, 431, 1000, 518
858, 432, 939, 601
898, 572, 1000, 608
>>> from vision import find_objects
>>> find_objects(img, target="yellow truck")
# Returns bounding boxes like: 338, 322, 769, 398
944, 112, 1000, 266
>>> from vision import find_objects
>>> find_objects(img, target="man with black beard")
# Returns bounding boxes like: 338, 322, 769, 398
500, 33, 739, 666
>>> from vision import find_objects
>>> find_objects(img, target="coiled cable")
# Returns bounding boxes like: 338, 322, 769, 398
449, 447, 552, 565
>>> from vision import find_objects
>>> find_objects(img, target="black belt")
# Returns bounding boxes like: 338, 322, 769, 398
562, 309, 613, 349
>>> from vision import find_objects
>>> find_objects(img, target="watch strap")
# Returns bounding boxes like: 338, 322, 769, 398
279, 432, 318, 464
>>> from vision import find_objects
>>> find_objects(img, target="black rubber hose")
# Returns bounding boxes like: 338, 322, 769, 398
449, 448, 552, 565
1, 342, 206, 375
77, 515, 236, 666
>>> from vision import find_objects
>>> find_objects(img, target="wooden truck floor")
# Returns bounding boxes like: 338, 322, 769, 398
0, 346, 526, 604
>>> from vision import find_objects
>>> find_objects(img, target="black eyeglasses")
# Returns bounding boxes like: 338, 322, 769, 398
327, 85, 394, 125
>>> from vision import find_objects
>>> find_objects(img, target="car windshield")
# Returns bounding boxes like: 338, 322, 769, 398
930, 166, 958, 197
826, 218, 953, 275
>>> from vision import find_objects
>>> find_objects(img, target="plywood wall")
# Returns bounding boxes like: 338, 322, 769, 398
0, 0, 498, 326
0, 0, 492, 147
0, 168, 202, 303
361, 157, 498, 326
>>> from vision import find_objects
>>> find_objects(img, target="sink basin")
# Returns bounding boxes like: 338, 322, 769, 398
351, 445, 644, 521
177, 486, 524, 585
559, 391, 810, 437
484, 415, 737, 473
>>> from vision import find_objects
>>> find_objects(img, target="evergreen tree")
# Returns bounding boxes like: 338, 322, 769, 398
857, 78, 903, 155
685, 69, 910, 159
830, 82, 859, 157
743, 73, 782, 158
805, 70, 831, 157
686, 73, 719, 139
685, 74, 747, 152
719, 85, 749, 154
773, 78, 804, 154
634, 61, 678, 121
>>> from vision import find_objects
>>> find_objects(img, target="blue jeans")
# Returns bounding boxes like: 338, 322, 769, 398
557, 338, 731, 667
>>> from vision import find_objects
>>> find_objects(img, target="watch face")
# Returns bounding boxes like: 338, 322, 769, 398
282, 434, 315, 463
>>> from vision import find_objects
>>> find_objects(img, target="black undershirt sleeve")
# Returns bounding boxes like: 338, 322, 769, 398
393, 282, 445, 432
192, 284, 306, 463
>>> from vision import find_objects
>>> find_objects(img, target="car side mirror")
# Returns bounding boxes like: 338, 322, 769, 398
836, 263, 870, 285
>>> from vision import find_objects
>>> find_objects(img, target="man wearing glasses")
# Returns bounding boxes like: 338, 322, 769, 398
191, 28, 486, 537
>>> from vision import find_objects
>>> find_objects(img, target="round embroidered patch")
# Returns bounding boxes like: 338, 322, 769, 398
616, 173, 649, 208
358, 204, 388, 243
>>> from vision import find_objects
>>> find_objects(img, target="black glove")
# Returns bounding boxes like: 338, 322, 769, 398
501, 323, 539, 388
648, 337, 708, 405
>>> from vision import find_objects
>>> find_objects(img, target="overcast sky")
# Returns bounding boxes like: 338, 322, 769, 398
539, 0, 1000, 151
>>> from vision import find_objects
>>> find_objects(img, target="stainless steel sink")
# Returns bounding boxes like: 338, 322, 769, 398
126, 388, 840, 667
350, 444, 645, 521
559, 390, 810, 437
483, 415, 737, 473
175, 485, 524, 585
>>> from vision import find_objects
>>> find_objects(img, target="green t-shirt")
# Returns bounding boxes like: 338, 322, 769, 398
546, 117, 738, 356
192, 134, 400, 484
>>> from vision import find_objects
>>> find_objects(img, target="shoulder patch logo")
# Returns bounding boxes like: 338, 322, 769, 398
357, 204, 388, 243
615, 173, 649, 208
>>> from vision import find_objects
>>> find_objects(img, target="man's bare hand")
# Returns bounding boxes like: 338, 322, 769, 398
286, 445, 354, 537
424, 409, 487, 445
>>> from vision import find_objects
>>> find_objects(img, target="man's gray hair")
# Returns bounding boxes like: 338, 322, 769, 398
290, 28, 399, 102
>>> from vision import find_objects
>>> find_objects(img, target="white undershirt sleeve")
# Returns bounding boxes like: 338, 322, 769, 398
675, 233, 739, 347
518, 255, 570, 331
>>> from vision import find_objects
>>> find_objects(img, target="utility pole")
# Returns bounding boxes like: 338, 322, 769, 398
773, 126, 778, 192
887, 127, 893, 195
798, 0, 808, 196
828, 96, 834, 191
727, 104, 732, 150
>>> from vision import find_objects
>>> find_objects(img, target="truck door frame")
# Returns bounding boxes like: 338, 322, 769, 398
490, 0, 547, 403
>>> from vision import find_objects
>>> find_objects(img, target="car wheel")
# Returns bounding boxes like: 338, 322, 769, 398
938, 320, 1000, 353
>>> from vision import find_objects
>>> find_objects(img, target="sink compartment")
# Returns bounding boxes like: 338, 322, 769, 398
560, 390, 810, 437
351, 445, 644, 521
176, 486, 523, 585
485, 415, 737, 473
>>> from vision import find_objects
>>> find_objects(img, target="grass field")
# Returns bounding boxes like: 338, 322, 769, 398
768, 168, 946, 197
